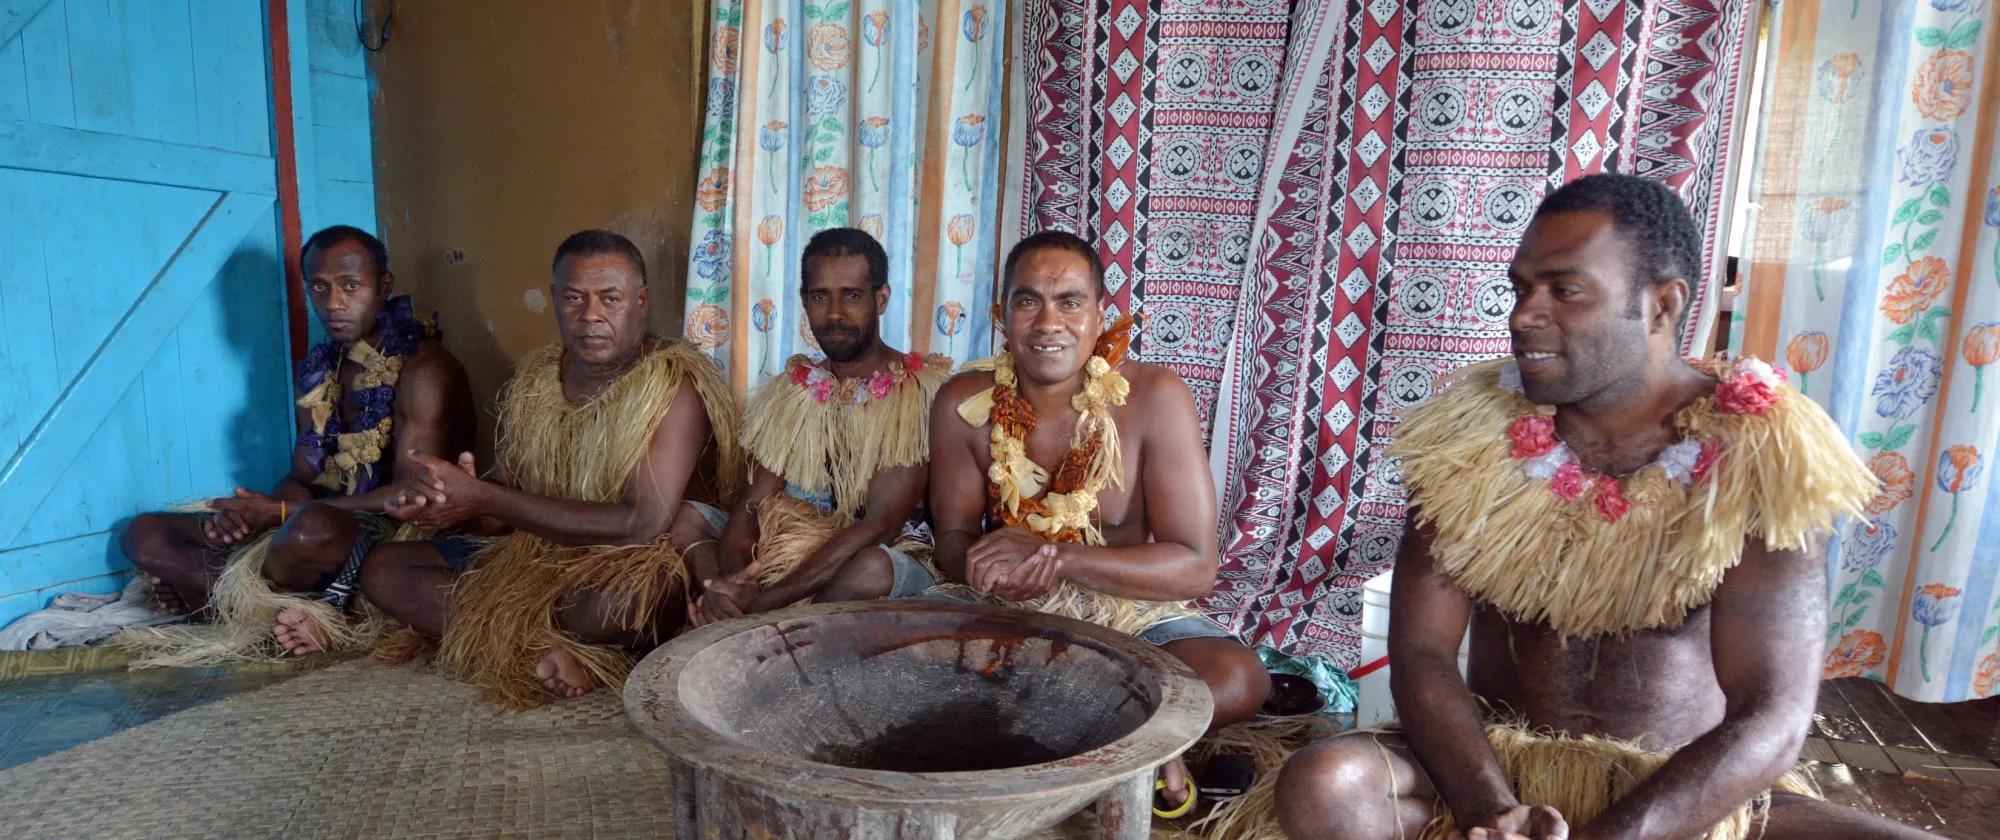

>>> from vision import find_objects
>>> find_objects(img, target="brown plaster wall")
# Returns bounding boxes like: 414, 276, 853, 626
368, 0, 708, 453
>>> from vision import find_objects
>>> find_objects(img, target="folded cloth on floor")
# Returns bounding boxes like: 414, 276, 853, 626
0, 577, 178, 651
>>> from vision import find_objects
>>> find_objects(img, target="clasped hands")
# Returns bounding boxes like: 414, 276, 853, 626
204, 488, 284, 546
384, 449, 487, 528
965, 527, 1065, 602
1450, 805, 1569, 840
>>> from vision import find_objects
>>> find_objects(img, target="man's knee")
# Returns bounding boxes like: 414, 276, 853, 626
122, 513, 182, 572
1169, 637, 1272, 723
264, 504, 359, 591
357, 544, 416, 603
823, 548, 895, 601
1275, 738, 1385, 824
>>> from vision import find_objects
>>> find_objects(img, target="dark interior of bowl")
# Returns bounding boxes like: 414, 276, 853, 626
677, 609, 1162, 773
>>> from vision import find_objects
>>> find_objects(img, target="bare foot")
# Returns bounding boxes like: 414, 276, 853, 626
1159, 755, 1192, 808
148, 576, 189, 615
534, 648, 596, 699
272, 607, 331, 656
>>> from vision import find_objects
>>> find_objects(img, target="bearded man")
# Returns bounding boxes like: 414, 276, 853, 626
690, 228, 951, 624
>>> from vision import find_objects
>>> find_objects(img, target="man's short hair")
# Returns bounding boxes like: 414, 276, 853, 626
800, 227, 889, 293
1534, 174, 1702, 319
552, 229, 647, 283
1002, 230, 1106, 298
301, 225, 389, 278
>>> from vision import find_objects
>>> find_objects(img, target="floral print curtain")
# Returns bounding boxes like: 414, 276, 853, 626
1734, 0, 2000, 701
685, 0, 1008, 392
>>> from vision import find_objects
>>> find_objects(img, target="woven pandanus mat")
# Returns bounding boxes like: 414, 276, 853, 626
0, 657, 1185, 838
0, 660, 680, 839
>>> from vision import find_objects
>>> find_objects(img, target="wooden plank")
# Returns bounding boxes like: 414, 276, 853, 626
307, 67, 368, 129
138, 339, 193, 505
1813, 680, 1872, 742
0, 169, 59, 464
1839, 765, 1949, 834
188, 0, 269, 156
0, 529, 119, 604
0, 33, 28, 120
1834, 678, 1931, 751
1887, 683, 2000, 759
173, 203, 291, 496
0, 121, 276, 195
62, 0, 135, 137
30, 171, 214, 385
17, 0, 71, 127
0, 190, 269, 544
304, 9, 364, 79
310, 121, 372, 182
0, 0, 55, 47
314, 176, 376, 232
119, 0, 199, 145
17, 372, 151, 544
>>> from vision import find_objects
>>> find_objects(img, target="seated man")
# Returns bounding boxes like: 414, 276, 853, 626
928, 231, 1271, 811
121, 225, 473, 658
690, 228, 951, 624
361, 229, 740, 707
1274, 175, 1929, 839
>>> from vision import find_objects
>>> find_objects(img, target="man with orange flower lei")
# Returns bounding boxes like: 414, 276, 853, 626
689, 229, 952, 624
928, 231, 1272, 815
1272, 175, 1933, 840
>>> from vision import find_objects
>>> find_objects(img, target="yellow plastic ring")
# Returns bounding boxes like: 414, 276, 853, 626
1152, 776, 1196, 819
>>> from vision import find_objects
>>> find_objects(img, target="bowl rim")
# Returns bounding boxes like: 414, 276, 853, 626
622, 600, 1214, 805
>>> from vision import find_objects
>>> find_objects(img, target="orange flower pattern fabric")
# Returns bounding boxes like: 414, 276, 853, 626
686, 1, 1005, 389
1737, 0, 1999, 701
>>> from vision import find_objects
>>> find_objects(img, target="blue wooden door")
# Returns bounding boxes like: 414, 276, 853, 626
0, 0, 294, 624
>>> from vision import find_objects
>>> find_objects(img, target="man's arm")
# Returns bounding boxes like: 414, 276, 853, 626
1391, 521, 1525, 830
930, 374, 992, 585
399, 380, 712, 547
716, 464, 786, 578
1037, 368, 1215, 601
315, 344, 468, 513
1576, 538, 1824, 840
748, 463, 927, 610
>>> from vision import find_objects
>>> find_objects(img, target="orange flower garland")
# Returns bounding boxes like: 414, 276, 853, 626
982, 315, 1135, 543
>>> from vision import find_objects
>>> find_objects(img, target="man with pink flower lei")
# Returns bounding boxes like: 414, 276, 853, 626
690, 229, 952, 624
1273, 175, 1934, 840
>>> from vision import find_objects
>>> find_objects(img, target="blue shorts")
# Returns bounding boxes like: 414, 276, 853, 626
432, 534, 486, 573
1135, 614, 1234, 647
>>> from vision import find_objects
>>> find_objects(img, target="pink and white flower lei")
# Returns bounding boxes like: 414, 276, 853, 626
789, 353, 926, 405
1497, 360, 1720, 522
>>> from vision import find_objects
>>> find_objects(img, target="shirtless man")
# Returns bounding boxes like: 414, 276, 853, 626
691, 228, 951, 624
360, 229, 739, 705
929, 231, 1272, 810
1274, 175, 1926, 839
121, 225, 473, 654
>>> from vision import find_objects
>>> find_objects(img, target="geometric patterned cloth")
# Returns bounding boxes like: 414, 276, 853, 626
1005, 0, 1294, 433
1199, 0, 1753, 664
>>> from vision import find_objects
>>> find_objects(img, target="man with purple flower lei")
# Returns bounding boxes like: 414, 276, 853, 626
123, 225, 473, 656
690, 228, 952, 625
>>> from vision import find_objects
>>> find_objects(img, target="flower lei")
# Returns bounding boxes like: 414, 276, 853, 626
296, 296, 439, 495
786, 350, 929, 404
980, 315, 1136, 544
1498, 357, 1784, 523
